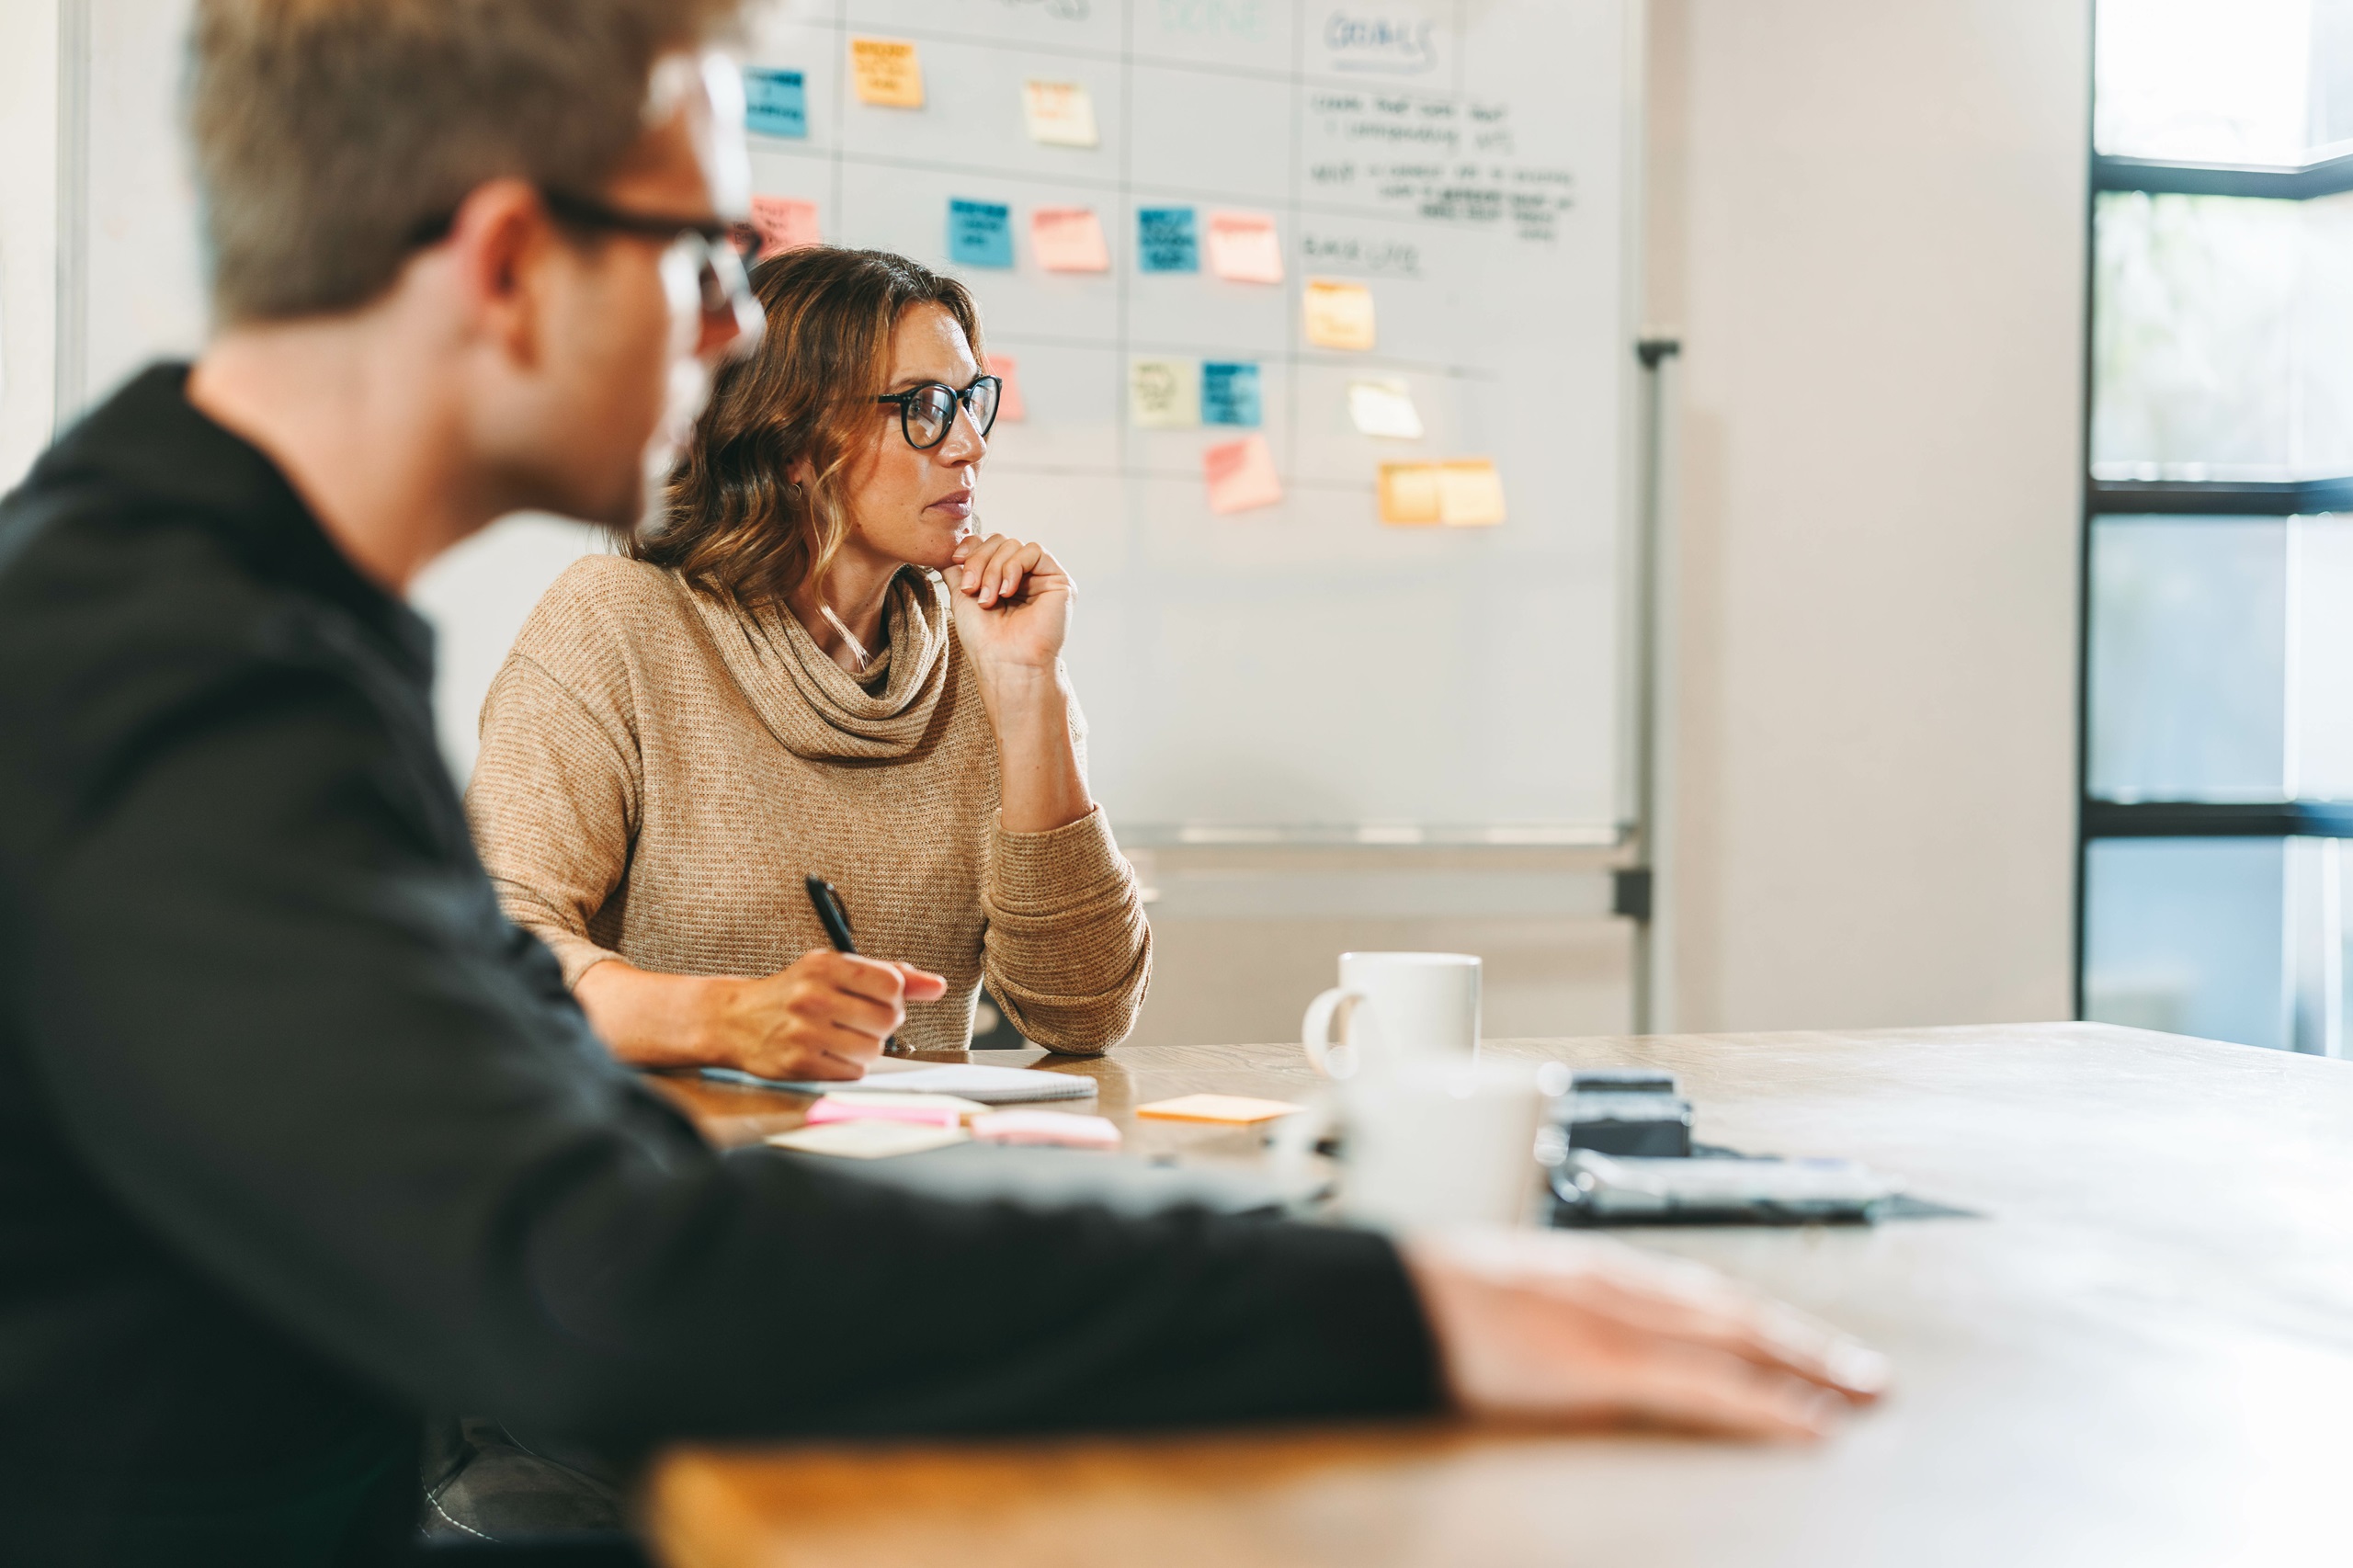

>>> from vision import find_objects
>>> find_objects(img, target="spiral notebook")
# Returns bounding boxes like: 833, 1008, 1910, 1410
699, 1057, 1097, 1105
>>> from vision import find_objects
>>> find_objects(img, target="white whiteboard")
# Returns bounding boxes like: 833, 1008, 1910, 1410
62, 0, 1640, 837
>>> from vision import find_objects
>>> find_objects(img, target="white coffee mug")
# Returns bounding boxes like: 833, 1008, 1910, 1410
1301, 951, 1481, 1078
1336, 1060, 1547, 1231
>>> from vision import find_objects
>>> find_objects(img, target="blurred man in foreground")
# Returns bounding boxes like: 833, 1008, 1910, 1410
0, 2, 1884, 1562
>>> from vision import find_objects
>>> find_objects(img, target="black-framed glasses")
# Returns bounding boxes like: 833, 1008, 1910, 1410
874, 377, 1001, 450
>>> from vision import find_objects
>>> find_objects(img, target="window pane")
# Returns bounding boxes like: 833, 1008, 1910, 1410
2096, 0, 2353, 163
2090, 193, 2353, 481
2085, 837, 2288, 1050
2088, 517, 2286, 800
2291, 515, 2353, 798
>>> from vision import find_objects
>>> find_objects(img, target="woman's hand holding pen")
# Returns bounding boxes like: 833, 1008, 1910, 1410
702, 952, 949, 1080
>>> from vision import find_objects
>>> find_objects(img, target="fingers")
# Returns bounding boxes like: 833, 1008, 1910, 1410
1601, 1335, 1852, 1441
894, 962, 950, 1002
948, 534, 1051, 608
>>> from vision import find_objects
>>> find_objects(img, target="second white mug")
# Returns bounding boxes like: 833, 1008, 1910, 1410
1301, 950, 1482, 1078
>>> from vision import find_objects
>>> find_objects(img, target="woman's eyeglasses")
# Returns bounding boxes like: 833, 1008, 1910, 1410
874, 377, 1002, 451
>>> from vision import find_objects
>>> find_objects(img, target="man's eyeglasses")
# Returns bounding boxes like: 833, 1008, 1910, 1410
875, 377, 1002, 451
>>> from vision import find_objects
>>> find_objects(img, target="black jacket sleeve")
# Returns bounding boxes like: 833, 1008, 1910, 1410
16, 650, 1437, 1452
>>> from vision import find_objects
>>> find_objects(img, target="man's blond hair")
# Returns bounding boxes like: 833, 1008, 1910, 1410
190, 0, 741, 324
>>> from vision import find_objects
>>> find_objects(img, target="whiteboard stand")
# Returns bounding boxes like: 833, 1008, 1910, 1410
1626, 335, 1681, 1035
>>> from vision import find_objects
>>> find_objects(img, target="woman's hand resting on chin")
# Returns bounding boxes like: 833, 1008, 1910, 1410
945, 532, 1071, 676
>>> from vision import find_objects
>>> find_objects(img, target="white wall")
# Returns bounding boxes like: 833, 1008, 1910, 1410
1647, 0, 2088, 1032
0, 0, 60, 485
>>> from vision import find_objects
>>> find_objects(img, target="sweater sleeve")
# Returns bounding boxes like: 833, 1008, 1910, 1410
465, 651, 641, 988
982, 805, 1153, 1054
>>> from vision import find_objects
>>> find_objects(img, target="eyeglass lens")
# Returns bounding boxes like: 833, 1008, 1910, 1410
902, 380, 1000, 449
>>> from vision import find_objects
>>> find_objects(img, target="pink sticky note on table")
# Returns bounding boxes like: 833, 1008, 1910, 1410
970, 1110, 1121, 1149
804, 1094, 963, 1130
987, 354, 1026, 422
1206, 210, 1282, 283
748, 195, 822, 258
1031, 207, 1110, 272
1203, 435, 1282, 516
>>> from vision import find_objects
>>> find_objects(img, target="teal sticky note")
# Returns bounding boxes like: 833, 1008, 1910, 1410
1137, 207, 1199, 273
949, 199, 1015, 268
1201, 361, 1261, 426
744, 67, 807, 138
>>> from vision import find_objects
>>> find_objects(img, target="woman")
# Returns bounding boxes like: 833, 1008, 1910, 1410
465, 247, 1149, 1077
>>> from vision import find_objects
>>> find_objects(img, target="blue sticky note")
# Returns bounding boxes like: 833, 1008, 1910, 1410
1137, 207, 1199, 273
743, 67, 807, 138
949, 199, 1015, 268
1201, 361, 1262, 427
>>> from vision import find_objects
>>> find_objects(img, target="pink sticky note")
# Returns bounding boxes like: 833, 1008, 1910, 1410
804, 1095, 961, 1130
1031, 207, 1110, 272
748, 195, 822, 258
1205, 210, 1282, 284
987, 355, 1026, 422
970, 1110, 1121, 1149
1203, 435, 1282, 516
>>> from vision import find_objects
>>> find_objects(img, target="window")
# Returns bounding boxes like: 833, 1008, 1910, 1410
2082, 0, 2353, 1053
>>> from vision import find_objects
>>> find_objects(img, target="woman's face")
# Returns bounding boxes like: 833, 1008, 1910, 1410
835, 302, 988, 573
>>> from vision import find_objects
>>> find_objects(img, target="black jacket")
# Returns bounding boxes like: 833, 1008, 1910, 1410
0, 367, 1437, 1563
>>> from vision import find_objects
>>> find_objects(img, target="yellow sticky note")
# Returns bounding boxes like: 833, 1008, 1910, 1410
987, 354, 1025, 422
1204, 435, 1282, 516
1438, 459, 1506, 526
1379, 462, 1443, 525
766, 1120, 968, 1159
850, 37, 924, 108
1130, 357, 1200, 427
1348, 379, 1423, 439
1022, 79, 1099, 147
1303, 278, 1376, 350
747, 195, 821, 259
1136, 1093, 1305, 1124
1031, 207, 1110, 272
1205, 210, 1283, 284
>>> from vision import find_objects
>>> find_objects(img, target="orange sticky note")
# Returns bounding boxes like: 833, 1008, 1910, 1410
1205, 210, 1283, 284
1379, 462, 1443, 525
1438, 459, 1506, 526
1031, 207, 1110, 272
987, 354, 1025, 422
1303, 278, 1376, 350
1137, 1093, 1305, 1123
1203, 436, 1283, 516
849, 37, 924, 107
747, 195, 821, 259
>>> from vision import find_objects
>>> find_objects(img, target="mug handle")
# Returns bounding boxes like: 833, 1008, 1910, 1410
1302, 987, 1365, 1078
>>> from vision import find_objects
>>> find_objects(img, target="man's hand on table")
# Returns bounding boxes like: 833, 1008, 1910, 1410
1401, 1228, 1890, 1439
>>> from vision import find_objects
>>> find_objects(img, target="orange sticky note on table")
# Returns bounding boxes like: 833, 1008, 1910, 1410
1303, 278, 1376, 350
849, 37, 924, 107
747, 195, 821, 258
1379, 462, 1442, 524
986, 355, 1025, 422
1204, 435, 1282, 516
1031, 207, 1110, 272
1205, 210, 1283, 283
1135, 1093, 1304, 1123
1438, 459, 1506, 526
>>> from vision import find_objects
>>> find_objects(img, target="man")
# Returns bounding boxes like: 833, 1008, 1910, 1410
0, 1, 1883, 1562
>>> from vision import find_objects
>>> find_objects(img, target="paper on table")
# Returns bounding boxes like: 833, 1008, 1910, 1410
1204, 435, 1282, 516
742, 66, 807, 138
1379, 462, 1443, 525
1135, 1093, 1305, 1124
1031, 208, 1110, 272
1205, 210, 1282, 283
987, 355, 1026, 422
1022, 78, 1099, 147
970, 1110, 1122, 1149
767, 1120, 968, 1160
849, 37, 924, 107
947, 199, 1015, 268
701, 1060, 1098, 1103
1302, 278, 1376, 350
1438, 459, 1507, 526
1136, 207, 1199, 273
1348, 379, 1424, 439
747, 196, 821, 259
1130, 358, 1200, 427
1200, 361, 1261, 427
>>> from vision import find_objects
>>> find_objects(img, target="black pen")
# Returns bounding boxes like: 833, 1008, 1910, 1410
805, 875, 896, 1054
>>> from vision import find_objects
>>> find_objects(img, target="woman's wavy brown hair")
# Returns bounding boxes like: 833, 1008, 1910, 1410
632, 246, 985, 607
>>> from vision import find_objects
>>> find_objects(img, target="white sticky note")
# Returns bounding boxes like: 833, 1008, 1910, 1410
1022, 79, 1099, 147
1348, 379, 1424, 440
1130, 357, 1201, 427
1205, 210, 1283, 284
767, 1120, 969, 1159
1204, 435, 1283, 516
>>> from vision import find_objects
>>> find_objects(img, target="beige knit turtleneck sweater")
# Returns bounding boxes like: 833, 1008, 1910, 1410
463, 554, 1151, 1053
